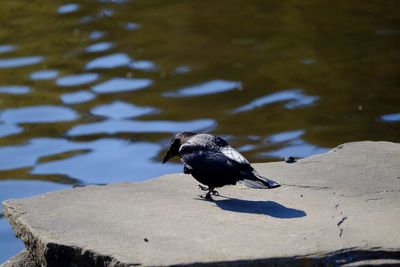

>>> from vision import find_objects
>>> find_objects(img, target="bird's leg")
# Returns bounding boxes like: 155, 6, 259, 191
198, 184, 208, 191
210, 189, 219, 196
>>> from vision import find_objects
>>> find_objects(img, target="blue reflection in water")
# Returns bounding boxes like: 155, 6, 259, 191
0, 45, 16, 53
58, 3, 80, 14
0, 216, 24, 263
0, 123, 23, 138
91, 101, 156, 119
61, 91, 96, 105
0, 138, 83, 170
56, 73, 100, 87
165, 80, 241, 97
85, 42, 114, 53
0, 85, 30, 95
175, 65, 191, 74
130, 60, 157, 71
267, 130, 305, 143
85, 53, 131, 69
89, 31, 106, 40
233, 89, 319, 113
92, 77, 152, 93
262, 142, 329, 159
67, 119, 216, 136
0, 106, 78, 124
0, 56, 44, 69
251, 129, 330, 159
0, 180, 70, 263
125, 22, 140, 31
379, 113, 400, 122
32, 139, 180, 183
30, 70, 58, 80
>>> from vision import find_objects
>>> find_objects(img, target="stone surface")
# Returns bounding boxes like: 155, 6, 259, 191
2, 141, 400, 266
0, 250, 37, 267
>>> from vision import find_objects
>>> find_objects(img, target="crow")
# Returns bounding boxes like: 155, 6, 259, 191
162, 132, 280, 200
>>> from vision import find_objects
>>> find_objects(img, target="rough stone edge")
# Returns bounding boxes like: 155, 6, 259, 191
0, 249, 37, 267
2, 202, 131, 267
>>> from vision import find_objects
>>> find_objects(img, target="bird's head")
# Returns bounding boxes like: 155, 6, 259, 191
162, 132, 196, 163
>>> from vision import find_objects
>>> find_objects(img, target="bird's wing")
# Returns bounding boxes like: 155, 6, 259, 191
179, 142, 249, 173
220, 145, 249, 165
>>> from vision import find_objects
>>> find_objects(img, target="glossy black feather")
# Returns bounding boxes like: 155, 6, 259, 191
162, 133, 281, 190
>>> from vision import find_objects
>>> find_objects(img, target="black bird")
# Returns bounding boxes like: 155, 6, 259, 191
162, 132, 280, 200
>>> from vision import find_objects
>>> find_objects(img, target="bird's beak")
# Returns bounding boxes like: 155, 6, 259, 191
162, 149, 174, 164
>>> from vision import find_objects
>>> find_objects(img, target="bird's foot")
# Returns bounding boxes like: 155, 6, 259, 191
199, 192, 213, 201
198, 184, 208, 191
210, 190, 219, 196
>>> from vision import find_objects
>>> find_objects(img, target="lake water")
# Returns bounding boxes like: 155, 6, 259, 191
0, 0, 399, 262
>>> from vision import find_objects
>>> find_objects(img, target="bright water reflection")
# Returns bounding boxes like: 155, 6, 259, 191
0, 0, 399, 262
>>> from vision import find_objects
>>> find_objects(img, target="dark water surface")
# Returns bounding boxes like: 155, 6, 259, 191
1, 0, 399, 262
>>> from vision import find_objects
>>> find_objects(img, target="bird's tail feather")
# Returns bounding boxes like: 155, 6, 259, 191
241, 170, 280, 189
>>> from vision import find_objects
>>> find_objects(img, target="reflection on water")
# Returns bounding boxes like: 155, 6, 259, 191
0, 106, 78, 124
61, 90, 96, 104
85, 53, 131, 69
380, 113, 400, 122
165, 80, 241, 97
91, 101, 156, 119
91, 77, 152, 93
0, 86, 30, 95
85, 42, 114, 53
30, 70, 59, 80
67, 118, 215, 136
56, 73, 100, 87
0, 56, 44, 68
0, 0, 399, 262
234, 89, 319, 113
57, 3, 80, 14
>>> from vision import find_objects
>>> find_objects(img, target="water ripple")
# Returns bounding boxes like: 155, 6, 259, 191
379, 113, 400, 122
0, 85, 31, 95
262, 141, 329, 159
56, 73, 100, 87
130, 60, 157, 71
91, 101, 156, 119
58, 3, 80, 14
267, 130, 305, 143
92, 77, 152, 93
61, 91, 96, 105
0, 45, 16, 53
85, 53, 131, 69
0, 56, 44, 68
89, 31, 106, 40
233, 89, 319, 113
85, 42, 114, 53
125, 22, 140, 31
30, 70, 59, 80
165, 80, 241, 97
31, 139, 179, 183
0, 123, 23, 138
0, 105, 78, 124
67, 119, 215, 136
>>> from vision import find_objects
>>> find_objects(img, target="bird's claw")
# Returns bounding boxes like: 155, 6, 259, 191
211, 190, 219, 196
199, 193, 213, 201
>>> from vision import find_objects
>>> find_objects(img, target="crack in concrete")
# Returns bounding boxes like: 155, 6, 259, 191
282, 184, 332, 190
337, 216, 348, 227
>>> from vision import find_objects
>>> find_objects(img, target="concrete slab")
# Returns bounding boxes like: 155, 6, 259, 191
2, 141, 400, 266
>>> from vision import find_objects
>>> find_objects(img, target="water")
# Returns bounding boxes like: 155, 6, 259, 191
0, 0, 399, 262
